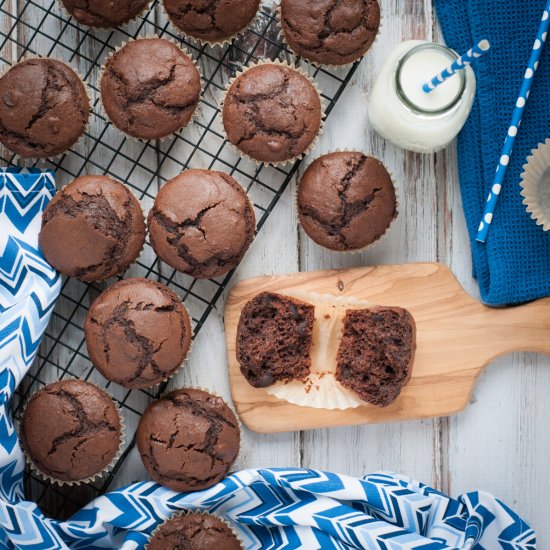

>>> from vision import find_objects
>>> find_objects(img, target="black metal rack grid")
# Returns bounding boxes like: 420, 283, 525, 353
0, 0, 360, 520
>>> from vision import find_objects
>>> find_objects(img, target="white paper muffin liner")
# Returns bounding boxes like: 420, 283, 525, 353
520, 138, 550, 231
265, 290, 372, 410
20, 382, 125, 487
219, 58, 326, 167
57, 0, 153, 30
275, 3, 383, 70
145, 510, 244, 549
0, 55, 92, 164
98, 36, 203, 143
160, 0, 266, 48
295, 149, 400, 255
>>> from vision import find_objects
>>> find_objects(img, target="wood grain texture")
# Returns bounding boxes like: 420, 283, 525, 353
225, 264, 550, 432
20, 0, 549, 544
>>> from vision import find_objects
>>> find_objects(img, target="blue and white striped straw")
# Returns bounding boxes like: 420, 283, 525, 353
422, 40, 491, 93
477, 1, 550, 243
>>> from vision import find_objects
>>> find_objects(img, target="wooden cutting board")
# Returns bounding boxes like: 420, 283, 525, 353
224, 263, 550, 433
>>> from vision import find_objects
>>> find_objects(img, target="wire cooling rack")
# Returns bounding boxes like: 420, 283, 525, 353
0, 0, 360, 519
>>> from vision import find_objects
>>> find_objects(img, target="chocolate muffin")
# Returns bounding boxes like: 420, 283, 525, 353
335, 307, 416, 406
0, 58, 89, 158
20, 380, 122, 483
236, 292, 315, 388
222, 63, 322, 164
84, 278, 192, 389
298, 152, 397, 251
100, 38, 201, 140
137, 389, 240, 492
279, 0, 381, 66
148, 514, 242, 550
148, 169, 256, 279
163, 0, 260, 44
39, 176, 145, 281
60, 0, 151, 27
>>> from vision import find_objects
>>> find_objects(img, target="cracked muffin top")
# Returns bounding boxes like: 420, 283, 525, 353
148, 513, 243, 550
100, 38, 201, 140
148, 169, 256, 279
136, 388, 240, 492
84, 278, 193, 389
20, 380, 122, 482
297, 151, 397, 251
222, 63, 322, 164
279, 0, 381, 66
163, 0, 260, 43
0, 58, 89, 158
39, 175, 145, 281
60, 0, 151, 28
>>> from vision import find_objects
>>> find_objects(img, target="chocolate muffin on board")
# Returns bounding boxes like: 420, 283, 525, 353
336, 307, 416, 406
84, 278, 193, 389
279, 0, 381, 66
298, 151, 397, 252
59, 0, 151, 28
148, 513, 242, 550
237, 292, 315, 388
20, 380, 123, 484
39, 176, 145, 281
0, 58, 89, 158
137, 389, 240, 492
100, 38, 201, 140
222, 62, 322, 164
148, 169, 256, 279
162, 0, 260, 45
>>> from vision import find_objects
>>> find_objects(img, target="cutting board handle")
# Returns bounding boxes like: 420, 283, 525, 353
482, 297, 550, 357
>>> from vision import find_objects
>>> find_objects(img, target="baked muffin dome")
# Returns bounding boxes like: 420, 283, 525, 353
148, 169, 256, 279
297, 152, 397, 251
279, 0, 381, 66
39, 175, 145, 281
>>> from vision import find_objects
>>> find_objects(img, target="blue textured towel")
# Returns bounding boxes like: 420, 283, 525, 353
435, 0, 550, 305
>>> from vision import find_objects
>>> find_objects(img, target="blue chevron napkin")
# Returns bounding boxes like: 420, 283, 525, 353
0, 169, 536, 549
0, 168, 60, 508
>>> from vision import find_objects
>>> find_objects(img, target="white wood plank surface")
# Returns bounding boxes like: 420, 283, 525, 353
10, 0, 549, 546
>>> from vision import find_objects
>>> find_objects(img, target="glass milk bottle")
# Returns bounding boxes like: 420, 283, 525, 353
368, 40, 476, 153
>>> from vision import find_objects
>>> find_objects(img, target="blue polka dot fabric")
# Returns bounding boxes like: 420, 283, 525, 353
435, 0, 550, 305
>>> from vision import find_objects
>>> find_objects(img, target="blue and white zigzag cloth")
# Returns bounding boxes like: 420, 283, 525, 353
0, 169, 537, 549
0, 469, 537, 550
0, 168, 60, 508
